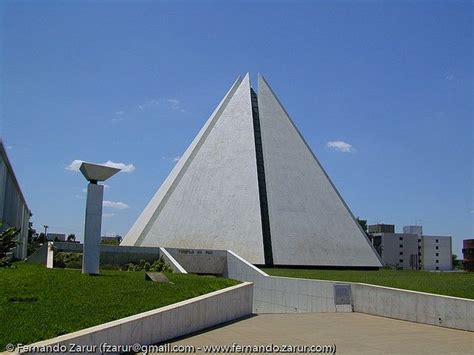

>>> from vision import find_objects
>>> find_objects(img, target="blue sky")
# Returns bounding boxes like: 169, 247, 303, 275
1, 1, 472, 256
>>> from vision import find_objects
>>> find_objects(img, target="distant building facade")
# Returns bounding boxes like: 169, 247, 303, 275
46, 233, 66, 242
421, 235, 452, 271
403, 225, 423, 235
368, 224, 395, 234
369, 225, 452, 271
0, 140, 31, 260
462, 239, 474, 272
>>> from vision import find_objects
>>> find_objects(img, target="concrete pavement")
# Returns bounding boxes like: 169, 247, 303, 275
163, 313, 473, 354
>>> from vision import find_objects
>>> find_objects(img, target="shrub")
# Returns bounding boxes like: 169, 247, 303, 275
125, 256, 173, 273
0, 227, 20, 267
53, 252, 82, 269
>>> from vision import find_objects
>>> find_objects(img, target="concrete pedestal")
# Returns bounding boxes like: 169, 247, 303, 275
82, 183, 104, 275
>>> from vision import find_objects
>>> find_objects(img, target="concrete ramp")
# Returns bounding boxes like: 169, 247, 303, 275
164, 247, 227, 275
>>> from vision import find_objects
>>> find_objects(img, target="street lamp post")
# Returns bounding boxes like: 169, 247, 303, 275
79, 162, 121, 275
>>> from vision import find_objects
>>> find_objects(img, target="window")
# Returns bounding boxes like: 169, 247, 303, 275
418, 246, 421, 249
436, 253, 439, 256
418, 252, 421, 256
400, 252, 403, 255
436, 267, 439, 270
436, 246, 439, 250
399, 259, 403, 263
436, 260, 439, 263
436, 239, 439, 243
399, 237, 403, 241
400, 244, 403, 248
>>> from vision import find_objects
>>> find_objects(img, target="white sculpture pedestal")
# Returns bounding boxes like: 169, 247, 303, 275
82, 183, 104, 275
79, 162, 121, 275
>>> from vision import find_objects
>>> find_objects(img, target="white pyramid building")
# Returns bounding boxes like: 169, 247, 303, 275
122, 74, 382, 268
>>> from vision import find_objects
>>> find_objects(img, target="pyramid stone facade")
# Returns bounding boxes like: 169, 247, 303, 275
122, 74, 382, 268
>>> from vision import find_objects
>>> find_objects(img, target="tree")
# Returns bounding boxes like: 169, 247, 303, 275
357, 218, 368, 235
67, 234, 76, 243
0, 227, 20, 267
37, 233, 47, 244
27, 222, 36, 243
27, 222, 40, 256
452, 254, 462, 270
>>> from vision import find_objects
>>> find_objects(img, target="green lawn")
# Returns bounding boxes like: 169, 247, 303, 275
0, 263, 239, 349
262, 268, 474, 300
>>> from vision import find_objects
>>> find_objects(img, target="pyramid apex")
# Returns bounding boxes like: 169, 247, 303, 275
123, 74, 382, 268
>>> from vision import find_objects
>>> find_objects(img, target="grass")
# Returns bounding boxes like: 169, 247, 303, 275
0, 263, 239, 349
261, 268, 474, 300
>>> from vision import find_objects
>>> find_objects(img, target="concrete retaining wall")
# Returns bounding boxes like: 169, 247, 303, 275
165, 248, 227, 275
20, 282, 253, 354
159, 247, 187, 273
225, 250, 474, 331
25, 243, 49, 264
27, 243, 165, 267
352, 283, 474, 332
225, 250, 350, 313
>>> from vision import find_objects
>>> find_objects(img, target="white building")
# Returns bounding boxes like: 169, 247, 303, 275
403, 225, 423, 235
421, 235, 452, 271
0, 140, 31, 260
370, 225, 452, 271
370, 232, 419, 270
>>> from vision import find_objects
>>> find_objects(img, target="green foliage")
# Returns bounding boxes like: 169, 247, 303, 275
382, 264, 403, 270
124, 256, 173, 273
0, 227, 20, 267
36, 233, 47, 244
262, 268, 474, 299
53, 252, 82, 269
356, 218, 368, 234
0, 263, 239, 348
452, 254, 462, 270
100, 264, 122, 271
100, 238, 121, 245
52, 253, 173, 272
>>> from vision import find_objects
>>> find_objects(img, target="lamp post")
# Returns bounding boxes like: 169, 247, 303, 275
79, 162, 120, 275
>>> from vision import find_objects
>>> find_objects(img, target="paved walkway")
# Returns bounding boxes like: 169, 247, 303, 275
165, 313, 473, 354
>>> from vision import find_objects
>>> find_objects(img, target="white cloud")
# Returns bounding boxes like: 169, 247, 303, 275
173, 156, 181, 162
103, 200, 130, 209
66, 160, 83, 171
66, 160, 135, 173
327, 140, 355, 153
102, 213, 115, 218
167, 98, 181, 110
7, 145, 13, 150
103, 160, 136, 173
445, 74, 454, 81
138, 98, 185, 112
